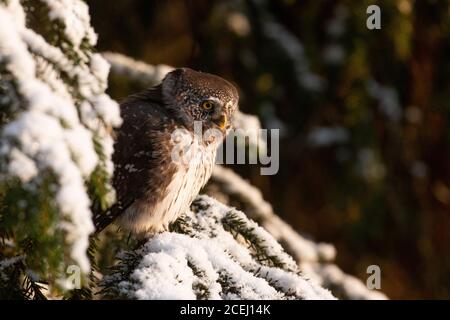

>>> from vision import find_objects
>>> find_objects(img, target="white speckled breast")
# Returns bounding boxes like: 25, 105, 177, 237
118, 131, 219, 235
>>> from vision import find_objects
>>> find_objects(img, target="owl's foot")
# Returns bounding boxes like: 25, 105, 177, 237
160, 223, 170, 233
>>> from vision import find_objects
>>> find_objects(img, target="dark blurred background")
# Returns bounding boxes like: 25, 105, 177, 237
87, 0, 450, 299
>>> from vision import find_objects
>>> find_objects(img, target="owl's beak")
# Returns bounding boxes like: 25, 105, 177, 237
213, 114, 228, 131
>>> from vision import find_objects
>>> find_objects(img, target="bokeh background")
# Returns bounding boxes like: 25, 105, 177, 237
87, 0, 450, 299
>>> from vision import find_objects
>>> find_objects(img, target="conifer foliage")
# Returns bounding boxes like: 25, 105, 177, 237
100, 196, 335, 300
0, 0, 121, 298
1, 0, 357, 300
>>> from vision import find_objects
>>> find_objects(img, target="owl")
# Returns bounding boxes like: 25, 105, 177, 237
94, 68, 239, 236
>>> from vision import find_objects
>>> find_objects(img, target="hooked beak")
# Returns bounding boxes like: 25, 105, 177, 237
213, 113, 228, 131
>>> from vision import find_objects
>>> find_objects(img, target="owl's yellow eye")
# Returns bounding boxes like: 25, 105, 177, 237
201, 100, 214, 110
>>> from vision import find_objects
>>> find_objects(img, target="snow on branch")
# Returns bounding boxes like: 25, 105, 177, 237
100, 195, 335, 300
209, 165, 335, 263
206, 166, 387, 299
0, 1, 384, 300
102, 51, 173, 87
0, 0, 120, 277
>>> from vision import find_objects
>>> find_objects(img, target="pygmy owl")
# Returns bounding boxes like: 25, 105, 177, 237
95, 68, 239, 236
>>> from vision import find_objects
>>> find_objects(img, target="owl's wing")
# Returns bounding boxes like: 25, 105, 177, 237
94, 85, 177, 233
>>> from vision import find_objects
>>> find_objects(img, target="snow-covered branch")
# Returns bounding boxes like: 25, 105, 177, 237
206, 166, 387, 299
100, 196, 335, 300
0, 0, 388, 298
0, 0, 120, 288
102, 51, 173, 87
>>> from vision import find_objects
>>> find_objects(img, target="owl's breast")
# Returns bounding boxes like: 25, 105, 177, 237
120, 132, 218, 235
159, 137, 218, 225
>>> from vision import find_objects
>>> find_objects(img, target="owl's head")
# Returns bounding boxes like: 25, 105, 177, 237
161, 68, 239, 133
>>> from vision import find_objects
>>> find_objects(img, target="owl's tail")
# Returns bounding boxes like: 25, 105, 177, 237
92, 200, 132, 235
93, 209, 116, 235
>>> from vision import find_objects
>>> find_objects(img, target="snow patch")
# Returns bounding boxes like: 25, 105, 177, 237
0, 0, 120, 273
102, 196, 335, 300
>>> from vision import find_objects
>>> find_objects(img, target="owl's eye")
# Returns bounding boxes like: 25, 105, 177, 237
201, 100, 214, 110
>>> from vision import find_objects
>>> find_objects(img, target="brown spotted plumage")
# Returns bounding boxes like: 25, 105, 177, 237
94, 68, 238, 236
